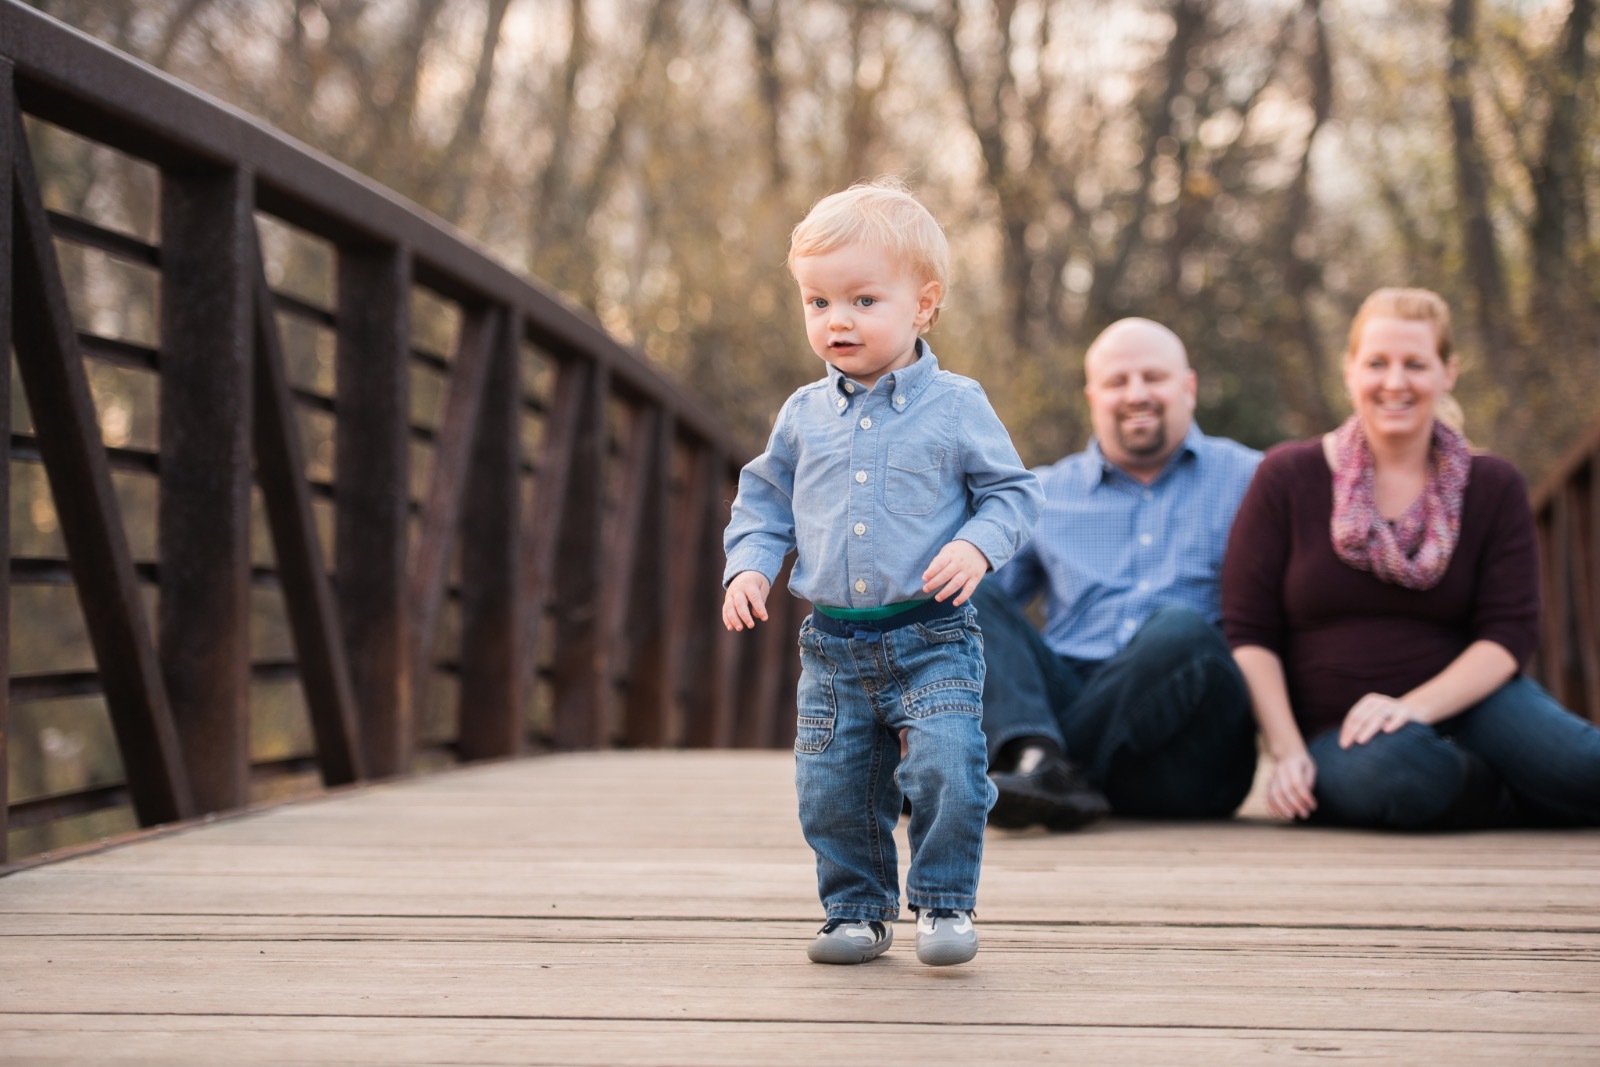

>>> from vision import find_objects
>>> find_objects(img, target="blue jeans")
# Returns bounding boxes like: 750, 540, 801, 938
971, 583, 1257, 818
1308, 675, 1600, 829
794, 605, 997, 921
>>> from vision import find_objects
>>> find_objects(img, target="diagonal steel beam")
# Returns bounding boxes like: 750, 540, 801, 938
250, 230, 365, 786
9, 107, 193, 824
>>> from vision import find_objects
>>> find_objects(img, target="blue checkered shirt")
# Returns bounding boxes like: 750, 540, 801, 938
994, 425, 1262, 662
724, 342, 1042, 609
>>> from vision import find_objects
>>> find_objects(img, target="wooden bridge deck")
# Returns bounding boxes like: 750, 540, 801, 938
2, 751, 1598, 1065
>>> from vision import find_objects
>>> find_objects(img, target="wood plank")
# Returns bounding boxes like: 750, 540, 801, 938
158, 164, 254, 814
8, 108, 193, 825
334, 244, 413, 777
0, 1018, 1594, 1067
251, 239, 363, 786
457, 311, 524, 760
0, 752, 1597, 1065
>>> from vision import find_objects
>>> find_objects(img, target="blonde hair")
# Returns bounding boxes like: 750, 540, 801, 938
787, 178, 950, 322
1348, 287, 1465, 433
1347, 287, 1454, 363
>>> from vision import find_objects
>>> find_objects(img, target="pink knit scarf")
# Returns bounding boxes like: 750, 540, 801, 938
1329, 414, 1470, 590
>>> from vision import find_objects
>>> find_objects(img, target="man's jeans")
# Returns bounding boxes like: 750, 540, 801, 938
794, 605, 997, 922
1308, 675, 1600, 829
971, 583, 1257, 818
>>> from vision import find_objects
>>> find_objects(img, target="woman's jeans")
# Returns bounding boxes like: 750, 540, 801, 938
971, 583, 1258, 818
1308, 675, 1600, 829
794, 605, 997, 922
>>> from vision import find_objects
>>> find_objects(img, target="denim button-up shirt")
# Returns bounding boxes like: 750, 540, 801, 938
724, 342, 1042, 610
994, 425, 1261, 661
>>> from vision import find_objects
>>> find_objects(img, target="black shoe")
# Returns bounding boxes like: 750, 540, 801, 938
989, 753, 1110, 831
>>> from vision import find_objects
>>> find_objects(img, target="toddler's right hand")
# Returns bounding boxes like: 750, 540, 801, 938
723, 571, 772, 632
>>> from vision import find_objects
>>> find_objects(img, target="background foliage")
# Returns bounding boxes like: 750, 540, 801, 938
9, 0, 1598, 849
30, 0, 1600, 474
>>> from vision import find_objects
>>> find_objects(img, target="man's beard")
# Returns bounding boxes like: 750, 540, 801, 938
1115, 406, 1167, 458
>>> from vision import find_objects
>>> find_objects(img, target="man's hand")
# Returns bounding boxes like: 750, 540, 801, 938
722, 571, 772, 631
921, 539, 988, 606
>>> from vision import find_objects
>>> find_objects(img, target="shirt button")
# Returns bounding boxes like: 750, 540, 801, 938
1123, 619, 1137, 631
1143, 490, 1154, 501
854, 522, 866, 536
855, 470, 867, 484
860, 417, 872, 430
854, 578, 868, 593
1137, 580, 1150, 592
836, 396, 847, 410
895, 395, 906, 406
1139, 533, 1153, 546
844, 382, 855, 393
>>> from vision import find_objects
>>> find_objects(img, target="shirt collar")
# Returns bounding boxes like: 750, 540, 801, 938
1088, 422, 1204, 486
829, 338, 939, 412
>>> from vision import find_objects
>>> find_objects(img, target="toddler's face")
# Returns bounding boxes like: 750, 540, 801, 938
792, 242, 940, 389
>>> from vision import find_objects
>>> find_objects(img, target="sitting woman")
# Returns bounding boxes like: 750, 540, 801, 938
1221, 287, 1600, 829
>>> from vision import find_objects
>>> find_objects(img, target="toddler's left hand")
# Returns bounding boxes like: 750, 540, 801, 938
921, 539, 988, 606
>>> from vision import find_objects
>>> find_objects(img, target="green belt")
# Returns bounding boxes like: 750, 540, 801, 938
812, 598, 933, 622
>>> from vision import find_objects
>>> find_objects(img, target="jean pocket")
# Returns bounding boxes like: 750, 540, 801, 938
911, 610, 979, 645
794, 713, 836, 754
904, 677, 983, 719
796, 631, 838, 754
885, 445, 943, 516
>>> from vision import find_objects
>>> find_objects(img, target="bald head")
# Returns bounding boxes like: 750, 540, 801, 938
1083, 318, 1197, 482
1084, 318, 1188, 377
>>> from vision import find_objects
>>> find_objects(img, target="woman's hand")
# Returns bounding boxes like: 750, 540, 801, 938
1339, 693, 1420, 749
1266, 751, 1318, 821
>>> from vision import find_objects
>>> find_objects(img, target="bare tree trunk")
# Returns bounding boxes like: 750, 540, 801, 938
1529, 0, 1593, 307
735, 0, 787, 189
838, 6, 886, 190
530, 0, 678, 304
1086, 0, 1205, 328
151, 0, 218, 69
1274, 0, 1335, 431
1445, 0, 1518, 404
429, 0, 517, 221
936, 0, 1039, 364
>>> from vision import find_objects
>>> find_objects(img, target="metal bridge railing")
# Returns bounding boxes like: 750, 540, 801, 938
1, 1, 802, 866
1532, 421, 1600, 726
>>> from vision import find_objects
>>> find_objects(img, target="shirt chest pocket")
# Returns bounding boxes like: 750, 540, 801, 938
885, 445, 944, 516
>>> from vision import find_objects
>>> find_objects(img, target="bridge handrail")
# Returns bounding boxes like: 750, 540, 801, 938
1, 0, 801, 866
1530, 418, 1600, 724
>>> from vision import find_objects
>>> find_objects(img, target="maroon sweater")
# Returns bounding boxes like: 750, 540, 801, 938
1221, 439, 1539, 741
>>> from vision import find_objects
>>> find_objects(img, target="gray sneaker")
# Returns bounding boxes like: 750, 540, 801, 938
807, 918, 892, 964
915, 908, 977, 966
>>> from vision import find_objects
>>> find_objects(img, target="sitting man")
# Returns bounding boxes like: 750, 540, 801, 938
975, 317, 1262, 828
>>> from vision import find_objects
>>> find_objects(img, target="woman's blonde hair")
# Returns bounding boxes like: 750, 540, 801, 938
787, 178, 949, 323
1347, 287, 1454, 363
1347, 287, 1464, 432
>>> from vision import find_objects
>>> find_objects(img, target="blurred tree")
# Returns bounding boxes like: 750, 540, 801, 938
22, 0, 1600, 468
14, 0, 1599, 851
